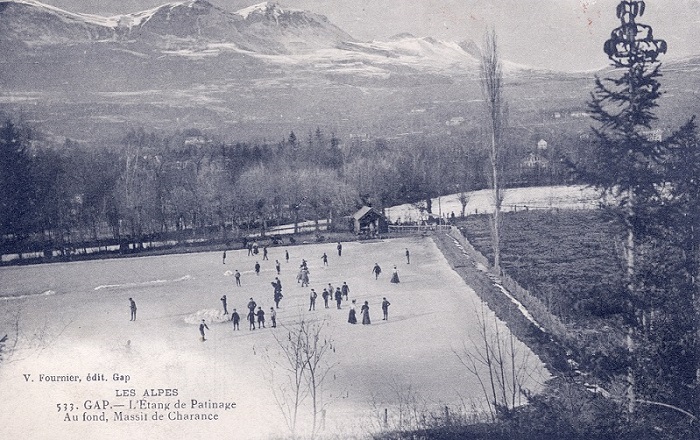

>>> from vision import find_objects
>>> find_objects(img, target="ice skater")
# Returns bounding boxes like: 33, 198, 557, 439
309, 289, 318, 311
220, 294, 228, 315
348, 299, 357, 324
300, 268, 310, 287
337, 241, 342, 257
199, 319, 210, 341
256, 307, 266, 328
247, 297, 257, 315
361, 301, 371, 325
129, 298, 137, 321
263, 246, 269, 260
275, 260, 281, 275
285, 249, 289, 263
341, 282, 350, 301
405, 248, 410, 264
272, 277, 283, 308
390, 266, 400, 283
222, 250, 227, 264
270, 307, 277, 328
334, 287, 342, 309
321, 252, 328, 266
234, 269, 241, 286
231, 309, 240, 330
372, 263, 382, 280
322, 289, 330, 308
247, 310, 256, 330
254, 261, 261, 275
382, 297, 391, 320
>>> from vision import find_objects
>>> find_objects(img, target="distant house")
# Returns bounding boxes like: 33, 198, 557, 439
352, 206, 388, 235
522, 152, 550, 169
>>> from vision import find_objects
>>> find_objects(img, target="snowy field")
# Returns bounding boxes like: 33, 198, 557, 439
0, 237, 549, 439
386, 185, 600, 223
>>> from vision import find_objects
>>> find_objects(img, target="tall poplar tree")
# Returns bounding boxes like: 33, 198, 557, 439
480, 30, 506, 274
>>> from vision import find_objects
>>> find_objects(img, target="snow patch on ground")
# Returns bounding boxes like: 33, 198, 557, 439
184, 308, 230, 324
94, 274, 192, 290
2, 289, 57, 300
386, 185, 600, 223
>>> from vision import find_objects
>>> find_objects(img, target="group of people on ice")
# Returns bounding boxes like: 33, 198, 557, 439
134, 239, 408, 340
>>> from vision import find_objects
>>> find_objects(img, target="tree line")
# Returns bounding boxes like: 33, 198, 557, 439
1, 113, 582, 257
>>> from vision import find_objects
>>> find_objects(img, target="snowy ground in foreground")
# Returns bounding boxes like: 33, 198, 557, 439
386, 185, 600, 223
0, 237, 549, 439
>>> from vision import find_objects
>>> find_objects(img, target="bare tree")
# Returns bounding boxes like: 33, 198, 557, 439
480, 29, 507, 274
298, 320, 334, 437
264, 322, 309, 437
1, 299, 70, 366
458, 188, 470, 218
455, 304, 536, 421
264, 318, 335, 438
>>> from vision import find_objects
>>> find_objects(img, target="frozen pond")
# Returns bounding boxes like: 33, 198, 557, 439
0, 237, 550, 439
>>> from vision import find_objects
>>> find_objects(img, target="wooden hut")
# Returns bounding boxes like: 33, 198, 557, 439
352, 206, 388, 235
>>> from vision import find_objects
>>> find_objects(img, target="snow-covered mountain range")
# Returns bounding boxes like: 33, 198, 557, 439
0, 0, 492, 73
1, 0, 354, 53
0, 0, 696, 144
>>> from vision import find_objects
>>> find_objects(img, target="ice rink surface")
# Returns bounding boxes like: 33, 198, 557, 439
0, 236, 549, 439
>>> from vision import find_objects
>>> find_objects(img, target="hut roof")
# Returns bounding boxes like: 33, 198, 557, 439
352, 206, 383, 221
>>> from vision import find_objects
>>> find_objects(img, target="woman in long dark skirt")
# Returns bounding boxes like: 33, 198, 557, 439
361, 301, 371, 325
348, 299, 357, 324
390, 266, 400, 283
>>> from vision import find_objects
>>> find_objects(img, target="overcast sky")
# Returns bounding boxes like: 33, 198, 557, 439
37, 0, 700, 71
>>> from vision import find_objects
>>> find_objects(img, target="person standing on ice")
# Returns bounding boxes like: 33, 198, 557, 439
247, 309, 256, 330
247, 242, 253, 256
256, 307, 266, 329
341, 282, 350, 301
234, 269, 241, 286
348, 299, 357, 324
263, 246, 269, 261
337, 241, 342, 257
334, 287, 342, 309
254, 261, 261, 276
321, 252, 328, 266
220, 294, 229, 315
301, 268, 310, 287
247, 297, 257, 315
322, 289, 330, 308
222, 250, 227, 264
390, 266, 400, 283
382, 297, 391, 320
361, 301, 371, 325
405, 248, 410, 264
309, 289, 318, 311
129, 298, 137, 321
270, 307, 277, 328
285, 249, 289, 263
372, 263, 382, 280
275, 259, 281, 275
231, 309, 240, 330
272, 277, 283, 308
199, 320, 210, 341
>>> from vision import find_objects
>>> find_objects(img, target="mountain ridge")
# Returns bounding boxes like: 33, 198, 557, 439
5, 0, 696, 146
0, 0, 356, 54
